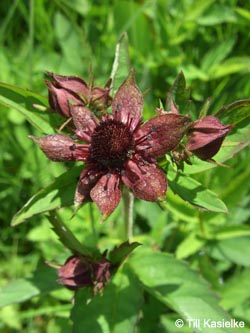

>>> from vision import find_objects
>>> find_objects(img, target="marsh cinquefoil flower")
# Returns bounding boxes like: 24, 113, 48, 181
30, 71, 190, 219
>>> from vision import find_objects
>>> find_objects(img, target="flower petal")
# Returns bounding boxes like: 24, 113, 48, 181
112, 70, 143, 131
134, 114, 190, 158
29, 134, 89, 161
90, 173, 121, 219
122, 160, 167, 201
188, 137, 225, 160
46, 72, 89, 96
190, 115, 231, 132
74, 168, 101, 206
69, 104, 98, 142
46, 80, 80, 117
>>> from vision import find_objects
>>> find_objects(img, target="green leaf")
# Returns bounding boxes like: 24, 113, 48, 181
208, 236, 250, 266
198, 4, 236, 25
11, 166, 82, 226
109, 241, 141, 265
0, 279, 39, 308
215, 99, 250, 126
220, 269, 250, 310
0, 265, 59, 308
0, 82, 60, 133
110, 32, 131, 94
176, 233, 205, 259
208, 225, 250, 240
211, 57, 250, 79
129, 247, 235, 333
184, 0, 214, 21
166, 71, 190, 113
235, 7, 250, 21
167, 167, 228, 213
71, 264, 143, 333
201, 38, 235, 74
165, 187, 198, 223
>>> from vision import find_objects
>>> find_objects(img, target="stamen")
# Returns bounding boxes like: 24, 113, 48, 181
104, 173, 112, 191
88, 119, 133, 170
116, 104, 122, 112
150, 126, 157, 132
89, 174, 95, 181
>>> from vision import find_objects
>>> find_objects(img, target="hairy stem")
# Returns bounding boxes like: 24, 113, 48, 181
122, 188, 134, 241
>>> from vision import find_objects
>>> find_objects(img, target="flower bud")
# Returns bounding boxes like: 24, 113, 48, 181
46, 73, 89, 117
57, 255, 112, 294
92, 258, 112, 295
186, 116, 232, 160
57, 256, 92, 290
46, 72, 112, 117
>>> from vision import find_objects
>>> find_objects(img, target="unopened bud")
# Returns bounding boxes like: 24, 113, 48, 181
186, 116, 232, 160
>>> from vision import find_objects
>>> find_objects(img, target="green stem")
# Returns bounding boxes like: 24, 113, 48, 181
89, 202, 97, 238
47, 211, 92, 257
122, 188, 134, 241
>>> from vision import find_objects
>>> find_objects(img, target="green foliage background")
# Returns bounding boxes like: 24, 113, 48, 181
0, 0, 250, 332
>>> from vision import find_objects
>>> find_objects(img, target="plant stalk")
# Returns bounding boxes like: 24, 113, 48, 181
122, 188, 134, 241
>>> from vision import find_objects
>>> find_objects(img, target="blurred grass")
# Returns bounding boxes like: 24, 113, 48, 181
0, 0, 250, 332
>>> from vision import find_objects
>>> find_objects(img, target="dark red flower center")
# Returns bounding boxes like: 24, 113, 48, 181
89, 119, 134, 169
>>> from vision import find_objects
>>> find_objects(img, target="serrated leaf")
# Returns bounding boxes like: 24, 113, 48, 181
11, 166, 82, 226
167, 167, 228, 213
109, 241, 141, 265
71, 264, 143, 333
0, 82, 60, 133
215, 99, 250, 125
129, 247, 235, 333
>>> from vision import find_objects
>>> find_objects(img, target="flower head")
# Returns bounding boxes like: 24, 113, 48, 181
31, 71, 190, 219
186, 115, 232, 160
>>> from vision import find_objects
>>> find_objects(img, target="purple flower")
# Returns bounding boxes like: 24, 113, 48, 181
187, 116, 232, 160
30, 71, 190, 219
